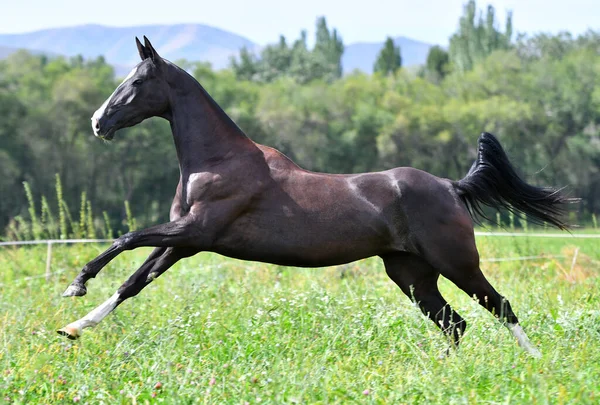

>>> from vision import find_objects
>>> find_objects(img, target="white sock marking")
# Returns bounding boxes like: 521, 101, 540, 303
66, 292, 121, 333
507, 323, 541, 358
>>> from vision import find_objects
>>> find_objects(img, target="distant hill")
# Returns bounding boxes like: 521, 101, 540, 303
0, 25, 434, 76
0, 45, 54, 59
0, 46, 16, 59
0, 24, 259, 71
343, 36, 433, 73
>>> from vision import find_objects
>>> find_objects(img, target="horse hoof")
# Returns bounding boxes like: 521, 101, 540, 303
57, 325, 81, 340
526, 346, 542, 359
62, 284, 87, 297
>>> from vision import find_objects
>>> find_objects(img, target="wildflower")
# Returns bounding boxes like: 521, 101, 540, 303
151, 392, 157, 398
73, 396, 81, 403
209, 377, 216, 386
154, 382, 163, 390
363, 389, 370, 395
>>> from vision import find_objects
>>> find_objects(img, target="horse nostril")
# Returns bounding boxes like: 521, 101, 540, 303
92, 118, 100, 130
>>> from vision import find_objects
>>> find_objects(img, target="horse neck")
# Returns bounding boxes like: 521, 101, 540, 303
166, 65, 254, 172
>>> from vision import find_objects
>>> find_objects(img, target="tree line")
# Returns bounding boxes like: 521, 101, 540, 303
1, 1, 599, 238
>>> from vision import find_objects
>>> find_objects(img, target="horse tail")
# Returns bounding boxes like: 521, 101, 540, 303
454, 132, 573, 230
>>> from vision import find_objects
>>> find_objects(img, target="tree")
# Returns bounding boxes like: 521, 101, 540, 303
373, 37, 402, 75
230, 17, 344, 83
449, 1, 513, 72
230, 46, 259, 81
425, 46, 450, 81
313, 16, 344, 79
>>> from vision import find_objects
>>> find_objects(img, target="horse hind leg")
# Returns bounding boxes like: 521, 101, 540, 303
449, 267, 541, 357
382, 253, 467, 348
420, 226, 541, 357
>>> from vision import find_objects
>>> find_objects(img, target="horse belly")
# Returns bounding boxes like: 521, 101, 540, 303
211, 212, 392, 267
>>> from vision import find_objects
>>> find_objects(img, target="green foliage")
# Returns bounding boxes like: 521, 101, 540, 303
229, 47, 259, 81
424, 45, 450, 82
55, 174, 67, 239
449, 1, 513, 72
102, 211, 113, 239
86, 200, 95, 239
313, 17, 344, 79
4, 177, 134, 241
230, 17, 344, 83
124, 200, 137, 233
78, 191, 87, 238
374, 37, 402, 75
23, 181, 42, 240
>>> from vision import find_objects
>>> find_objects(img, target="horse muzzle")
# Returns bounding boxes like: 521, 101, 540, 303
91, 116, 116, 140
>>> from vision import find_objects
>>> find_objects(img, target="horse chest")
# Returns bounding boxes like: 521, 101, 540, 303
183, 172, 224, 207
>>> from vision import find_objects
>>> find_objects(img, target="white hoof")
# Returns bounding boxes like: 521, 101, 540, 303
62, 284, 87, 297
57, 324, 82, 340
525, 345, 542, 359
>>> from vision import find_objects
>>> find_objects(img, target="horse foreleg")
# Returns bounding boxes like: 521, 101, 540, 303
57, 247, 196, 339
62, 217, 196, 297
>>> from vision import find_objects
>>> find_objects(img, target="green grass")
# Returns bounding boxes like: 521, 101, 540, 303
1, 231, 600, 404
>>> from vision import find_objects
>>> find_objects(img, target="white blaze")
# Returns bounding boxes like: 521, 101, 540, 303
92, 66, 138, 122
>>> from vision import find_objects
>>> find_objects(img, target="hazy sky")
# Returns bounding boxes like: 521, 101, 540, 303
1, 0, 597, 45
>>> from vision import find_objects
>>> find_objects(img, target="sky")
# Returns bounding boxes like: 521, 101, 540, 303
1, 0, 598, 45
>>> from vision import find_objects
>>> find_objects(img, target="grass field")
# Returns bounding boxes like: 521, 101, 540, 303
1, 231, 600, 404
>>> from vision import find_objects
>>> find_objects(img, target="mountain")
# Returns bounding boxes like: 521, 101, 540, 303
0, 24, 259, 71
0, 25, 434, 76
0, 46, 16, 59
343, 36, 433, 73
0, 45, 54, 59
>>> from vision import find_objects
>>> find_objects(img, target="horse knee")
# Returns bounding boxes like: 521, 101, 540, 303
114, 233, 134, 250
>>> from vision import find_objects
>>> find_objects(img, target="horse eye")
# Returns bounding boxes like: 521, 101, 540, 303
132, 79, 144, 86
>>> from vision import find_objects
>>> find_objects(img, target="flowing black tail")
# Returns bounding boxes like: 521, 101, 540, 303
455, 132, 574, 230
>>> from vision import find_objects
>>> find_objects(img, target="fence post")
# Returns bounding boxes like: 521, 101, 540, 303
45, 241, 53, 282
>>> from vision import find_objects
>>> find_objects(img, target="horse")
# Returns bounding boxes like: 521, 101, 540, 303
58, 37, 572, 357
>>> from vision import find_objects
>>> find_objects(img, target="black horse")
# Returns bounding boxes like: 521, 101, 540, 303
58, 37, 571, 357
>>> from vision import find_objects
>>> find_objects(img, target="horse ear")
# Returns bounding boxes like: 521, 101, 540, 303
143, 36, 161, 63
135, 37, 148, 61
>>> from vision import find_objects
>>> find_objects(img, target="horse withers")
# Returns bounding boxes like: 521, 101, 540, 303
58, 37, 572, 357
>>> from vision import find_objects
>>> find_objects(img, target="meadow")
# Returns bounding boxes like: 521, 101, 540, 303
1, 231, 600, 404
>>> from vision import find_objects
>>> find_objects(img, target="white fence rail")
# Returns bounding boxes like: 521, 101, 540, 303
474, 232, 600, 238
0, 239, 112, 282
0, 239, 112, 246
0, 232, 597, 284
